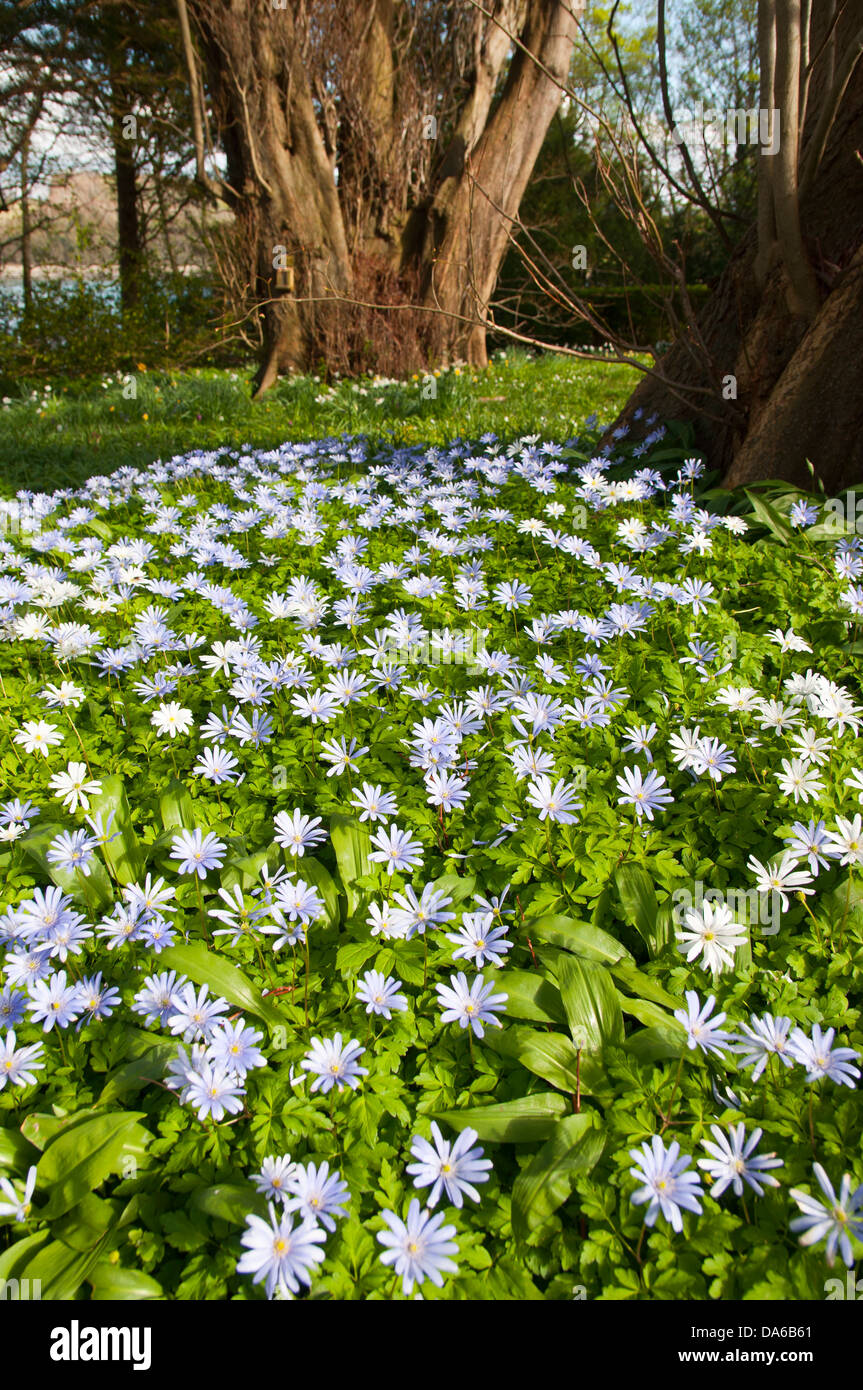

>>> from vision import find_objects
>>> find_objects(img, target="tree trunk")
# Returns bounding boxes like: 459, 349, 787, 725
189, 0, 352, 396
607, 0, 863, 493
411, 0, 578, 366
110, 72, 144, 312
20, 126, 32, 317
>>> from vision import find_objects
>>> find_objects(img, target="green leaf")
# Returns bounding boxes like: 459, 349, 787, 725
158, 941, 287, 1029
614, 864, 661, 955
610, 960, 680, 1010
491, 969, 566, 1026
98, 1043, 177, 1106
87, 774, 144, 884
485, 1026, 610, 1100
299, 856, 340, 929
556, 955, 624, 1052
37, 1111, 150, 1218
433, 1092, 571, 1142
21, 1233, 114, 1300
191, 1183, 265, 1226
159, 777, 196, 831
626, 1024, 686, 1062
335, 939, 379, 977
744, 489, 793, 544
0, 1125, 39, 1175
330, 812, 372, 917
20, 1108, 101, 1152
89, 1262, 165, 1300
0, 1232, 51, 1283
528, 914, 633, 964
511, 1113, 606, 1245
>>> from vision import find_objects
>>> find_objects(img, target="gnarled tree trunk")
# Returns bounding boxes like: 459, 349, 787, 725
609, 0, 863, 493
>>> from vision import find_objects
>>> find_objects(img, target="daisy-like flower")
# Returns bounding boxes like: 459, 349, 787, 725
318, 735, 368, 777
0, 1030, 45, 1089
367, 900, 403, 940
26, 970, 84, 1031
789, 1164, 863, 1268
435, 971, 507, 1039
237, 1205, 327, 1298
168, 983, 230, 1042
377, 1199, 459, 1295
41, 680, 84, 709
369, 824, 425, 876
151, 702, 194, 739
629, 1135, 703, 1232
622, 723, 657, 762
46, 828, 97, 877
690, 737, 736, 782
775, 757, 824, 805
825, 814, 863, 867
13, 719, 63, 758
350, 782, 398, 822
615, 765, 674, 821
675, 900, 747, 975
254, 1155, 296, 1203
782, 819, 839, 876
787, 1024, 861, 1087
170, 828, 227, 878
424, 770, 470, 813
207, 1019, 267, 1078
273, 808, 327, 857
184, 1061, 246, 1122
697, 1124, 783, 1198
525, 774, 582, 824
407, 1122, 492, 1208
0, 1165, 37, 1222
791, 727, 832, 767
75, 971, 121, 1024
301, 1033, 368, 1094
284, 1161, 350, 1231
731, 1012, 795, 1081
673, 990, 732, 1057
767, 626, 812, 653
747, 851, 813, 911
356, 970, 408, 1019
193, 745, 240, 784
447, 911, 512, 968
48, 761, 102, 813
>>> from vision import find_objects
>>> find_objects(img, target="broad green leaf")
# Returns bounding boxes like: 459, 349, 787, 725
330, 812, 372, 917
159, 777, 196, 831
0, 1126, 39, 1174
20, 1108, 101, 1152
485, 1026, 610, 1100
87, 774, 144, 884
298, 856, 340, 929
98, 1043, 177, 1106
19, 1231, 113, 1300
158, 941, 287, 1029
434, 1092, 570, 1142
491, 969, 566, 1026
221, 841, 281, 895
0, 1232, 51, 1283
626, 1024, 686, 1063
528, 913, 632, 964
89, 1262, 164, 1300
557, 955, 624, 1052
20, 823, 113, 914
611, 960, 680, 1010
37, 1111, 150, 1218
618, 996, 682, 1031
511, 1113, 606, 1245
430, 871, 477, 907
744, 489, 793, 544
614, 864, 661, 955
191, 1183, 265, 1225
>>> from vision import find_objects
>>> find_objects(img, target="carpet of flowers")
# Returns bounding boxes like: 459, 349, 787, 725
0, 430, 861, 1300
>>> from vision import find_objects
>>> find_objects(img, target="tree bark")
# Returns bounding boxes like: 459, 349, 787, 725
188, 0, 352, 395
608, 0, 863, 492
110, 71, 144, 311
411, 0, 578, 366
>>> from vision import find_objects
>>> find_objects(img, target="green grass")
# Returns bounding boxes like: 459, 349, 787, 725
0, 350, 641, 496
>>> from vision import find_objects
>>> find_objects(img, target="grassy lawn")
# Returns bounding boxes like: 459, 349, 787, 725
0, 350, 642, 495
